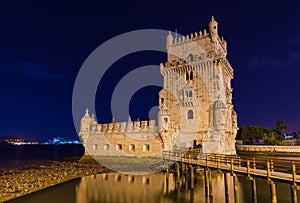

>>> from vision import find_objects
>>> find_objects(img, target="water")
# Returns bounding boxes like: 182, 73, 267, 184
2, 146, 300, 202
8, 172, 300, 203
0, 144, 84, 168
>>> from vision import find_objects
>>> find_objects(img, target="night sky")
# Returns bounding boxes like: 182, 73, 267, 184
0, 1, 299, 142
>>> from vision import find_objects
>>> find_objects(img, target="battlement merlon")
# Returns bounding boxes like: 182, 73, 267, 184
78, 110, 158, 135
166, 17, 228, 63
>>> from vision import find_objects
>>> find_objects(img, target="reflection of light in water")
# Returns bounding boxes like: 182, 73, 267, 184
128, 175, 134, 183
9, 171, 295, 203
76, 173, 167, 203
75, 172, 245, 203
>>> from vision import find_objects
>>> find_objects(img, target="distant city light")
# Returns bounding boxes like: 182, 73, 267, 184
0, 136, 81, 145
0, 137, 39, 145
43, 137, 81, 145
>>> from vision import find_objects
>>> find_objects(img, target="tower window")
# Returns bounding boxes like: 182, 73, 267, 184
186, 71, 193, 81
187, 110, 194, 119
161, 98, 164, 103
189, 91, 193, 97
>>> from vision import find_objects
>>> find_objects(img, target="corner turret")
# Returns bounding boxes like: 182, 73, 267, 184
208, 16, 218, 41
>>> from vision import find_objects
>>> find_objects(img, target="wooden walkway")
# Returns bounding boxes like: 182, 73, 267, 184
163, 150, 300, 185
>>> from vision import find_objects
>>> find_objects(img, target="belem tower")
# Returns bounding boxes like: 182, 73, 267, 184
79, 17, 238, 156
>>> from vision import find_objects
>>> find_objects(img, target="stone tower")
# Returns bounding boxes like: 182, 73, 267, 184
158, 17, 238, 154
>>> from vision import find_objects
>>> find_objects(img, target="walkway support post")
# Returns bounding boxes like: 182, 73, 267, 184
290, 184, 297, 203
251, 179, 257, 203
190, 165, 194, 189
268, 180, 277, 203
166, 167, 169, 180
291, 161, 297, 203
165, 167, 169, 193
204, 169, 209, 198
233, 174, 239, 203
176, 162, 180, 184
224, 173, 229, 203
247, 172, 257, 203
208, 169, 213, 201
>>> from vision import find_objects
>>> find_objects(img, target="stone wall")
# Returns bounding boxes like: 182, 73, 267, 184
236, 145, 300, 153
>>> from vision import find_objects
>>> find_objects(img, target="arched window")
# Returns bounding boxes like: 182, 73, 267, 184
187, 110, 194, 119
190, 71, 193, 80
186, 72, 189, 81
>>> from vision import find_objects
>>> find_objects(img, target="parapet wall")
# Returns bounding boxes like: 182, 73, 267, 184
89, 120, 157, 134
85, 119, 163, 157
236, 145, 300, 153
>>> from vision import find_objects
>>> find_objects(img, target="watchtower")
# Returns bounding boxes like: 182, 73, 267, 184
158, 17, 238, 154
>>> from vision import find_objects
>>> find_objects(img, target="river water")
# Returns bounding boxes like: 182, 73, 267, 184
2, 145, 300, 202
0, 144, 84, 168
9, 171, 300, 203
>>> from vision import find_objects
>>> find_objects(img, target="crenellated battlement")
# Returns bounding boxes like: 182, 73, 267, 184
166, 17, 228, 63
168, 29, 227, 49
89, 119, 157, 134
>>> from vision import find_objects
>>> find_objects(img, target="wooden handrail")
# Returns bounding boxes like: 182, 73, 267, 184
162, 150, 299, 179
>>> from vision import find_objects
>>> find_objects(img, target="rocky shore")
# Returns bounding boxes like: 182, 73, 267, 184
0, 158, 110, 202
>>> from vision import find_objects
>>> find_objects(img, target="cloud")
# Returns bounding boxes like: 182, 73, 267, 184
245, 36, 300, 71
0, 61, 64, 79
288, 37, 300, 46
247, 56, 285, 70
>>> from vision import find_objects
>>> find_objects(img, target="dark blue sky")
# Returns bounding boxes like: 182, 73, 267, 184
0, 1, 299, 142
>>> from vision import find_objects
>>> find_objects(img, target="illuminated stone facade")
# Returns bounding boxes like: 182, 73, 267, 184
79, 17, 237, 155
158, 17, 237, 154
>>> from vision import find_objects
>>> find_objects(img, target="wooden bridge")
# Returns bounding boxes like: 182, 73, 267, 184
162, 150, 300, 203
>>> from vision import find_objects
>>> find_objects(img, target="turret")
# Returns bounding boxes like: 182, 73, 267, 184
79, 108, 93, 155
213, 100, 226, 131
166, 31, 173, 49
126, 116, 133, 131
208, 16, 218, 41
158, 103, 169, 131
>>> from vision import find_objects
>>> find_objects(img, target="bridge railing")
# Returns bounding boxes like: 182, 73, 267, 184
162, 150, 299, 184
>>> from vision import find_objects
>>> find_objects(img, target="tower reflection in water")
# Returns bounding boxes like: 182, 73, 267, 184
75, 171, 242, 203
